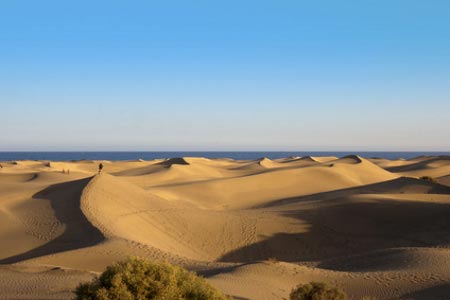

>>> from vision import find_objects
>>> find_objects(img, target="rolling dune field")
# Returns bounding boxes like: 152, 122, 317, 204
0, 155, 449, 300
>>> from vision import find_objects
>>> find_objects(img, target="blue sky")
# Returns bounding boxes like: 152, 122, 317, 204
1, 1, 449, 151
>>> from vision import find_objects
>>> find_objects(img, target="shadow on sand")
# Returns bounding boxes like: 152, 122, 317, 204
401, 283, 450, 300
0, 177, 104, 264
219, 179, 450, 264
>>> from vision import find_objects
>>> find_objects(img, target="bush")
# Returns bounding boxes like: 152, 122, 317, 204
74, 258, 228, 300
290, 281, 346, 300
419, 176, 437, 183
266, 257, 279, 264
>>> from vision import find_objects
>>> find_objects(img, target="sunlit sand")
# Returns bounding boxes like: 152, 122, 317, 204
0, 155, 449, 299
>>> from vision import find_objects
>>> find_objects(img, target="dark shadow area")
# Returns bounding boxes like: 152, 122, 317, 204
220, 197, 450, 265
197, 262, 254, 277
401, 283, 450, 300
0, 177, 105, 264
158, 157, 190, 166
318, 247, 425, 272
339, 154, 363, 163
253, 177, 450, 209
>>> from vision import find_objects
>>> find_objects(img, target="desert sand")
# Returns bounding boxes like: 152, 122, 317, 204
0, 155, 449, 300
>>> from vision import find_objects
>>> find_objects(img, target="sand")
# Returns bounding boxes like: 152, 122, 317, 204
0, 155, 449, 300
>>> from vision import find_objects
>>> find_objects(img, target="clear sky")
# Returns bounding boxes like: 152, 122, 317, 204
1, 1, 449, 151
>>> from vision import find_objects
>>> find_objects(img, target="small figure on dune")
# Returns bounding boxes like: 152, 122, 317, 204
67, 169, 70, 175
62, 169, 65, 174
0, 164, 3, 169
98, 163, 103, 174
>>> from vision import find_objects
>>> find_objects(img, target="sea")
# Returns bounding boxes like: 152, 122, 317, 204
0, 151, 449, 161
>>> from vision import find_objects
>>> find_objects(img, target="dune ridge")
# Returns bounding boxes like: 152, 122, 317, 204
0, 155, 449, 300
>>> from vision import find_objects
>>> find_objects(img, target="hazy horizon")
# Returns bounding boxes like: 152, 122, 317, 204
1, 1, 449, 151
1, 149, 450, 153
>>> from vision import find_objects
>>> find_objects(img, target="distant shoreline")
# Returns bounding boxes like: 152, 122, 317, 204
0, 151, 449, 161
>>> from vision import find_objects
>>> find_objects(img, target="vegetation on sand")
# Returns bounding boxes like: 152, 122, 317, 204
419, 176, 437, 183
74, 257, 228, 300
290, 281, 346, 300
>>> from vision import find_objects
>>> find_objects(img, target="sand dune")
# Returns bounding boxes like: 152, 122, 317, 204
379, 156, 450, 178
0, 177, 104, 264
146, 156, 397, 210
0, 155, 449, 300
437, 174, 450, 186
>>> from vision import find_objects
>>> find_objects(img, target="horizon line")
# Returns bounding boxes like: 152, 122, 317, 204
1, 150, 449, 153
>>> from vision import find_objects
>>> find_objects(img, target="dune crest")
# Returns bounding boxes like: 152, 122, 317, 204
257, 157, 279, 168
0, 155, 449, 300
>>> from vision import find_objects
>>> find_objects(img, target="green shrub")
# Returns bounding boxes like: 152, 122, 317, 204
290, 281, 346, 300
74, 258, 228, 300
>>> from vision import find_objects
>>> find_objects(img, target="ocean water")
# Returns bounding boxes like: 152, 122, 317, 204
0, 151, 449, 161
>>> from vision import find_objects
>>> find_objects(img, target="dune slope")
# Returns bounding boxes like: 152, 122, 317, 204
0, 155, 449, 300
